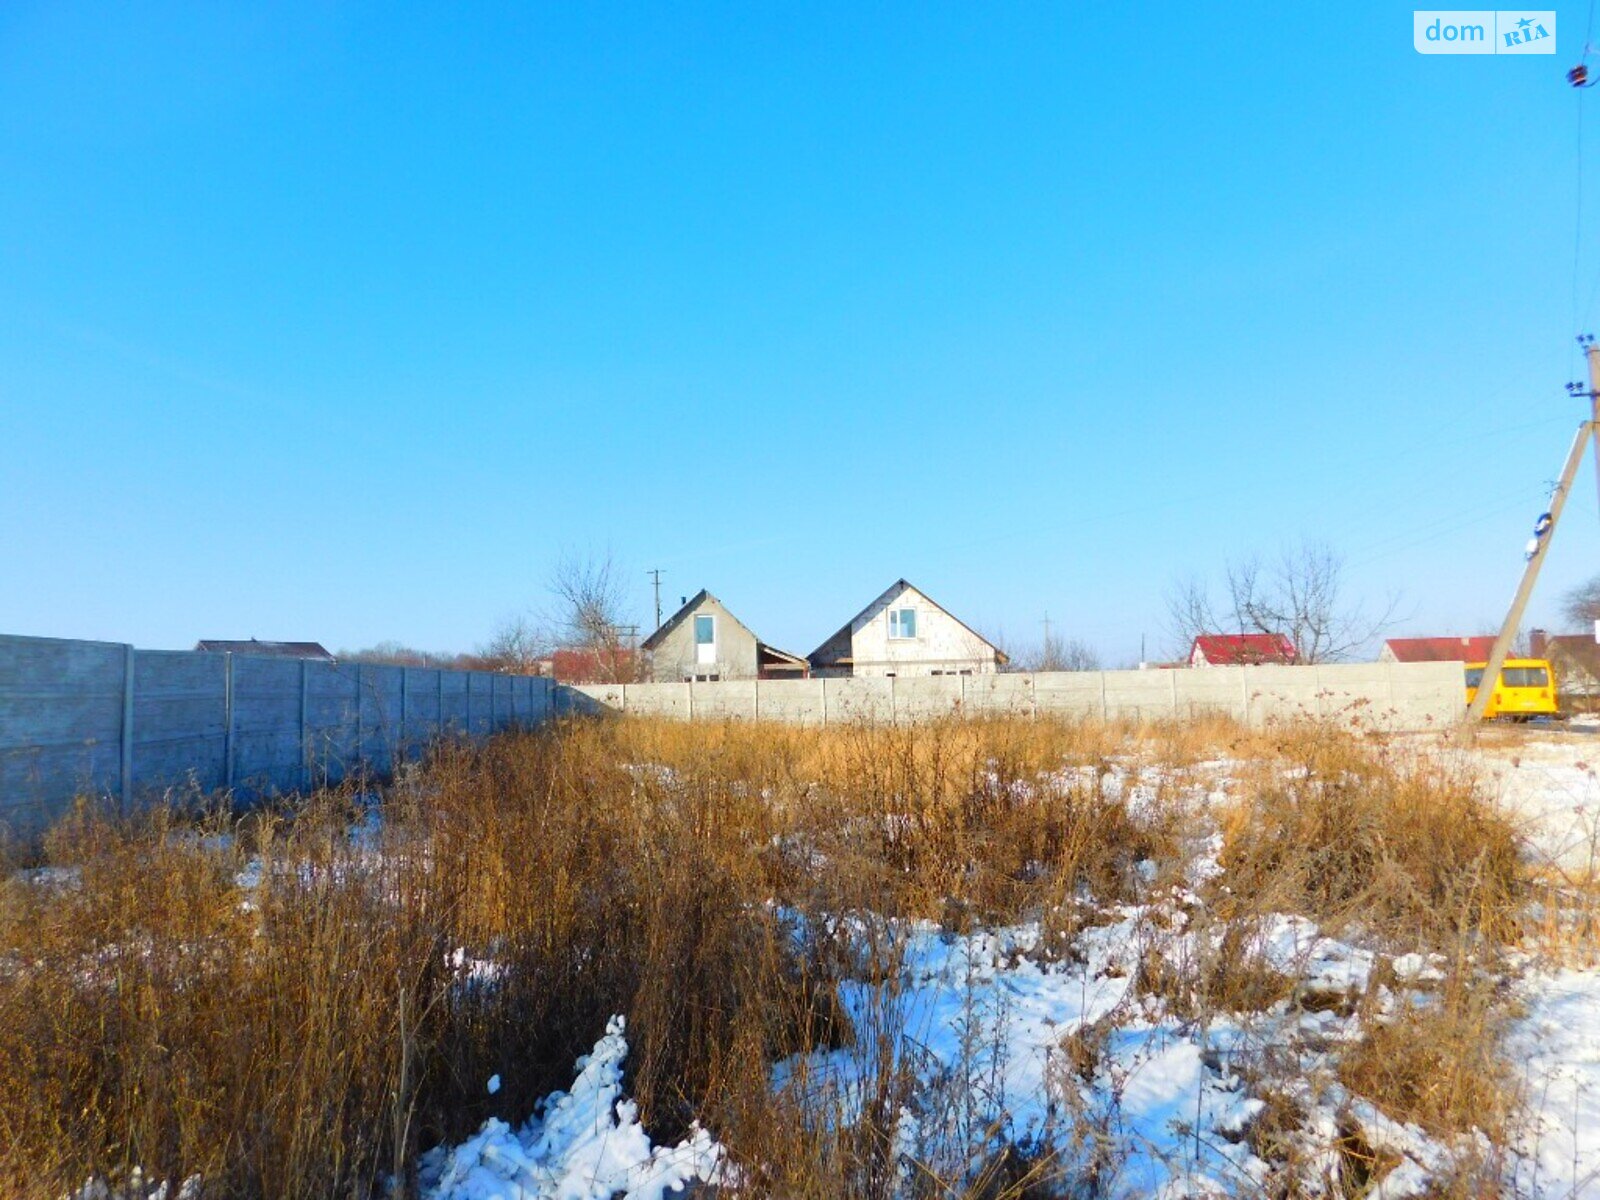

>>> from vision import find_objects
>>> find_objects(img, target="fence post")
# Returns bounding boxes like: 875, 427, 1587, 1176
120, 644, 135, 814
356, 663, 364, 772
300, 660, 310, 791
224, 652, 236, 790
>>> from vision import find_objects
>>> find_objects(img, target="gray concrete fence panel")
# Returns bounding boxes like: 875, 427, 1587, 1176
570, 662, 1464, 733
0, 634, 555, 837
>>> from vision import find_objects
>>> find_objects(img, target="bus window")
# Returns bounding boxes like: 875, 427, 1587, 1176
1502, 666, 1550, 688
1465, 667, 1485, 689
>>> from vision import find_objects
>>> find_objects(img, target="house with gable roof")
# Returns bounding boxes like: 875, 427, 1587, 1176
640, 589, 808, 682
1189, 633, 1299, 667
807, 579, 1007, 678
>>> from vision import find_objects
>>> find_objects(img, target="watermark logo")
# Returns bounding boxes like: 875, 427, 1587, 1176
1414, 10, 1555, 53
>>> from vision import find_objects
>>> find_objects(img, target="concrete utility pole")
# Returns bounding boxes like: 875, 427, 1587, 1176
1586, 337, 1600, 518
1466, 417, 1594, 722
647, 569, 664, 631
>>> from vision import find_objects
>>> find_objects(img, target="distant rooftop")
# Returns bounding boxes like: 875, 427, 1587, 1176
194, 639, 335, 661
1383, 636, 1497, 664
1191, 633, 1299, 666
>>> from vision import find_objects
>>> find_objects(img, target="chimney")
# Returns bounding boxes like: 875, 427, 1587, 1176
1530, 628, 1549, 657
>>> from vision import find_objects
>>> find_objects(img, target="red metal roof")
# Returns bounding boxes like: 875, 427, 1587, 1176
1191, 633, 1299, 665
1383, 636, 1497, 664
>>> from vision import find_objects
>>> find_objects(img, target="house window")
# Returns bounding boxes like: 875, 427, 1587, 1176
694, 615, 715, 645
888, 607, 917, 640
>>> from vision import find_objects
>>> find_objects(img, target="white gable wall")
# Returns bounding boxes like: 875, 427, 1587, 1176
846, 582, 999, 677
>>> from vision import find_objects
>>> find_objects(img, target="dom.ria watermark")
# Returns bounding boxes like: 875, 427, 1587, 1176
1414, 10, 1554, 53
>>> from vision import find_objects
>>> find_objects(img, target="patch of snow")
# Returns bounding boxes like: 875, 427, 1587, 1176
1466, 740, 1600, 880
1507, 967, 1600, 1198
417, 1015, 723, 1200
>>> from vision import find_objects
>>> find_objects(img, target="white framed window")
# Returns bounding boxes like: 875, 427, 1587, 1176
693, 615, 715, 645
888, 607, 917, 640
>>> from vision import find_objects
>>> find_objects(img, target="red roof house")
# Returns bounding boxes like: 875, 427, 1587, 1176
1189, 633, 1299, 667
1379, 636, 1497, 664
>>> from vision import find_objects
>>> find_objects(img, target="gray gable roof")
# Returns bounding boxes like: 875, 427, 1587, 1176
641, 589, 759, 652
195, 639, 335, 661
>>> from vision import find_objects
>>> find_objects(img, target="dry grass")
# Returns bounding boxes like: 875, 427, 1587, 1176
0, 713, 1538, 1198
1217, 730, 1525, 948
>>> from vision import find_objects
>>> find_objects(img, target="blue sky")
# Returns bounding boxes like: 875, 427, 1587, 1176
4, 2, 1599, 663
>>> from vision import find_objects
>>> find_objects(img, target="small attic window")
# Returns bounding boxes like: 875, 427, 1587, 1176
888, 608, 917, 640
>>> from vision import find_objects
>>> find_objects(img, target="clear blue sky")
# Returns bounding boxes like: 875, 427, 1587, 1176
5, 2, 1600, 663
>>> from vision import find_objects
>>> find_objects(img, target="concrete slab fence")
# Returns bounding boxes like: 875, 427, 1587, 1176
566, 661, 1465, 731
0, 633, 554, 836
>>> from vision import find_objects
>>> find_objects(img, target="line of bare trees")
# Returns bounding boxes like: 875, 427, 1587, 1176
345, 551, 645, 682
1165, 539, 1401, 664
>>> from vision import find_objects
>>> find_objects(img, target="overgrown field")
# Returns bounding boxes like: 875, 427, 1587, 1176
0, 714, 1588, 1199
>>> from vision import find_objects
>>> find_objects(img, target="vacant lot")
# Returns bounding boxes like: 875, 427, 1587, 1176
0, 715, 1593, 1199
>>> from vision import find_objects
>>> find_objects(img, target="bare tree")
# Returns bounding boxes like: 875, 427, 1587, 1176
1165, 540, 1399, 664
1562, 576, 1600, 629
1017, 629, 1101, 672
475, 615, 548, 674
338, 641, 463, 668
547, 549, 641, 683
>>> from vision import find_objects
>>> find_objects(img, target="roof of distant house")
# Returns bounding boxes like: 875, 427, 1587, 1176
1191, 633, 1299, 665
194, 639, 335, 661
1541, 633, 1600, 676
1382, 636, 1498, 664
641, 588, 726, 651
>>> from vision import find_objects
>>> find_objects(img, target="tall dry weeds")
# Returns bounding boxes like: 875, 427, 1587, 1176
0, 713, 1537, 1198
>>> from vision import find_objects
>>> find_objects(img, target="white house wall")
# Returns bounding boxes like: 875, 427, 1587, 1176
846, 583, 999, 677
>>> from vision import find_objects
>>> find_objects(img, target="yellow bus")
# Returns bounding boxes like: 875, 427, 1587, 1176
1464, 658, 1560, 720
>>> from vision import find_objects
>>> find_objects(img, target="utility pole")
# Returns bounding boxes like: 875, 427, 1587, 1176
1465, 417, 1593, 722
1565, 335, 1600, 517
647, 568, 664, 631
1584, 335, 1600, 517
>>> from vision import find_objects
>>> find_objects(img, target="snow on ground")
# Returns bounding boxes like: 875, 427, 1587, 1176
773, 905, 1473, 1197
1438, 733, 1600, 1196
417, 1016, 724, 1200
1468, 736, 1600, 882
1507, 969, 1600, 1198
